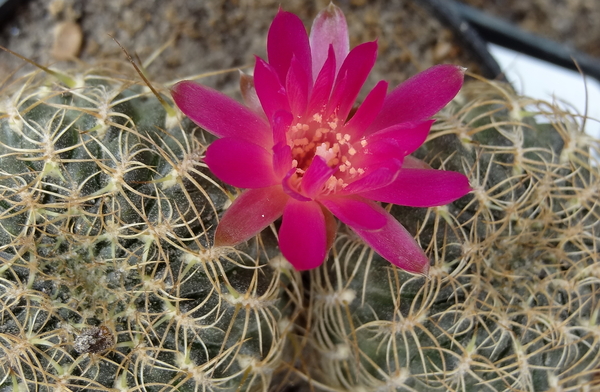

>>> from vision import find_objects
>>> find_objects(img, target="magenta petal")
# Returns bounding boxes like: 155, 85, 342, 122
367, 64, 465, 133
402, 156, 432, 169
327, 41, 378, 120
300, 156, 335, 199
215, 186, 289, 246
239, 72, 264, 116
267, 10, 312, 86
344, 80, 388, 139
279, 199, 327, 270
360, 140, 405, 164
359, 168, 472, 207
282, 168, 311, 202
320, 195, 386, 230
272, 142, 292, 179
322, 206, 338, 252
307, 46, 336, 114
204, 138, 278, 189
171, 81, 270, 145
286, 56, 310, 115
272, 110, 293, 145
342, 158, 402, 194
254, 57, 291, 123
350, 205, 430, 275
365, 120, 435, 156
309, 3, 349, 79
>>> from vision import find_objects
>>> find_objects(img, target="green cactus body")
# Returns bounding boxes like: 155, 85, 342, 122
303, 80, 600, 391
0, 67, 302, 392
2, 63, 600, 392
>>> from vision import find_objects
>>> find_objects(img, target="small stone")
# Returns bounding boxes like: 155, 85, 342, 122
48, 0, 66, 17
51, 21, 83, 61
433, 41, 454, 62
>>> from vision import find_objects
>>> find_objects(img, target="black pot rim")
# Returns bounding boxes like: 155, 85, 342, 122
420, 0, 504, 81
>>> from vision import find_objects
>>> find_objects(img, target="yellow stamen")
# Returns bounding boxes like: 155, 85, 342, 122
325, 177, 338, 191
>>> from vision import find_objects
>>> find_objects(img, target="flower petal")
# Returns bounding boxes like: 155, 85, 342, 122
348, 203, 430, 275
307, 45, 336, 115
239, 71, 264, 116
254, 57, 291, 123
309, 3, 349, 79
359, 168, 472, 207
272, 111, 294, 179
215, 186, 289, 246
327, 41, 378, 121
367, 64, 465, 133
319, 195, 386, 230
204, 138, 278, 188
171, 81, 270, 145
322, 205, 338, 253
341, 158, 402, 194
279, 199, 327, 270
403, 155, 432, 169
272, 110, 293, 145
272, 142, 292, 179
344, 80, 388, 139
365, 120, 435, 157
267, 9, 312, 86
286, 56, 310, 115
282, 168, 312, 202
301, 156, 335, 199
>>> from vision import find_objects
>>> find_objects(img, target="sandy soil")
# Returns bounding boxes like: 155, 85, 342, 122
1, 0, 490, 96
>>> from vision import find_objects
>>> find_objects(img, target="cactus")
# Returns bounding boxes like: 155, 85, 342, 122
3, 14, 600, 392
301, 79, 600, 391
0, 66, 302, 392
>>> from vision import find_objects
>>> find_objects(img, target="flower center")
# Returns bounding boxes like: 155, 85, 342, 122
287, 112, 366, 192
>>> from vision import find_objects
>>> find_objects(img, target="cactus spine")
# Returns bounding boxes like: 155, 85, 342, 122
0, 66, 302, 392
1, 56, 600, 392
302, 79, 600, 391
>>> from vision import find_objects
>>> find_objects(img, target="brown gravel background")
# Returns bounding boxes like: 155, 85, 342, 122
461, 0, 600, 58
1, 0, 493, 98
2, 0, 600, 92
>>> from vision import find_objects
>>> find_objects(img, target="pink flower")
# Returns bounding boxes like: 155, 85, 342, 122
171, 4, 471, 274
